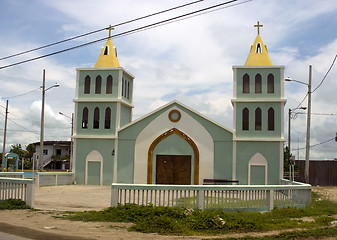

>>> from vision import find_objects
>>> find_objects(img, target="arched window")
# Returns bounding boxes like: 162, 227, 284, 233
84, 76, 90, 94
103, 46, 109, 55
242, 107, 249, 130
127, 81, 130, 99
121, 78, 124, 97
255, 107, 262, 130
105, 107, 111, 129
82, 107, 88, 129
106, 75, 113, 94
255, 74, 262, 93
95, 75, 102, 94
268, 107, 275, 131
93, 107, 100, 129
267, 74, 274, 93
243, 74, 250, 93
256, 43, 262, 53
124, 79, 127, 97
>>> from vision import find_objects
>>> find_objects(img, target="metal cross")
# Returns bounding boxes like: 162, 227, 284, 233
254, 21, 263, 35
106, 25, 114, 38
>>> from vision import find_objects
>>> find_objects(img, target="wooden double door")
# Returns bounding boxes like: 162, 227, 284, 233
156, 155, 191, 185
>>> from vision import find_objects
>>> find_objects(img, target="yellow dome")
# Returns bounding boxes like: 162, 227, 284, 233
244, 34, 272, 66
244, 21, 272, 66
94, 37, 120, 68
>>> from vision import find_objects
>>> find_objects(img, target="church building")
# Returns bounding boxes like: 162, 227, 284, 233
72, 22, 286, 186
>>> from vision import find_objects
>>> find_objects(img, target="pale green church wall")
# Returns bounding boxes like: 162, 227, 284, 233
236, 68, 281, 99
76, 102, 117, 136
214, 141, 233, 179
78, 69, 120, 99
120, 103, 132, 127
116, 139, 135, 183
235, 141, 281, 185
74, 138, 115, 185
235, 102, 282, 138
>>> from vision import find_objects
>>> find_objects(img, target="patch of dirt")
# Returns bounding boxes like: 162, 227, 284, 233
312, 186, 337, 203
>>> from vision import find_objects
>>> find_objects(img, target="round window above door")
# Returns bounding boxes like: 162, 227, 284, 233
168, 110, 181, 122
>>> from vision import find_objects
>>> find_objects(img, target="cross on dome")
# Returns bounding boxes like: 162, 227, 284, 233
106, 25, 114, 38
254, 21, 263, 35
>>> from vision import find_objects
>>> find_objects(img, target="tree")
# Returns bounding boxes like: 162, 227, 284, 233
25, 143, 35, 160
9, 144, 34, 170
284, 146, 292, 172
10, 144, 25, 159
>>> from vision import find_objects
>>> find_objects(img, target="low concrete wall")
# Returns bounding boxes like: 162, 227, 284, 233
0, 172, 24, 178
36, 172, 74, 187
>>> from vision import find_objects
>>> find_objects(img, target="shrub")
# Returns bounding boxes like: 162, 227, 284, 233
0, 199, 30, 210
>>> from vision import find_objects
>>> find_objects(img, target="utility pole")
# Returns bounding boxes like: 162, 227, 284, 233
39, 70, 46, 171
304, 65, 312, 184
1, 100, 8, 172
288, 108, 291, 180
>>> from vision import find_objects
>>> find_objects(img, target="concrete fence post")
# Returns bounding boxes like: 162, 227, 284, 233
197, 190, 205, 210
26, 181, 35, 208
266, 190, 274, 211
36, 174, 39, 187
111, 187, 119, 207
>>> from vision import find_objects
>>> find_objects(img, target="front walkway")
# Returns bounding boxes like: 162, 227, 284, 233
35, 185, 111, 211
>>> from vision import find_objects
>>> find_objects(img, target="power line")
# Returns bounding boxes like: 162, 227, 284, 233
7, 118, 40, 135
116, 0, 251, 39
292, 55, 336, 109
312, 54, 337, 93
0, 0, 204, 61
295, 92, 308, 110
0, 0, 245, 70
292, 138, 335, 151
1, 87, 41, 100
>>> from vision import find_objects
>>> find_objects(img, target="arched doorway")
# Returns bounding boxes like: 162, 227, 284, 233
4, 153, 19, 171
147, 128, 199, 185
85, 150, 103, 185
248, 153, 268, 185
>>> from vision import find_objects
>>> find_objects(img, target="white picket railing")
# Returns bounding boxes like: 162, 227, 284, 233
111, 181, 311, 211
0, 177, 35, 207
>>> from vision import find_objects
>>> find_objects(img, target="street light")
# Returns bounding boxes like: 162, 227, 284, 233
59, 112, 74, 171
39, 69, 60, 171
285, 65, 312, 184
288, 106, 306, 181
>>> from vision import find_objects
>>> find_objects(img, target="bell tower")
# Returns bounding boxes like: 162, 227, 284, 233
73, 26, 134, 185
231, 21, 286, 185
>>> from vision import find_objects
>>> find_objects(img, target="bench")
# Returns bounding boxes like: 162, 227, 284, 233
203, 179, 239, 185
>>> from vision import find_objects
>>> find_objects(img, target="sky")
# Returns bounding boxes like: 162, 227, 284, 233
0, 0, 336, 160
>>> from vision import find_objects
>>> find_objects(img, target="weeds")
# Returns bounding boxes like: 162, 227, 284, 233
0, 199, 30, 210
61, 192, 337, 236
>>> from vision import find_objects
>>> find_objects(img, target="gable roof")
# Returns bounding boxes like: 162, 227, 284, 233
118, 100, 233, 133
